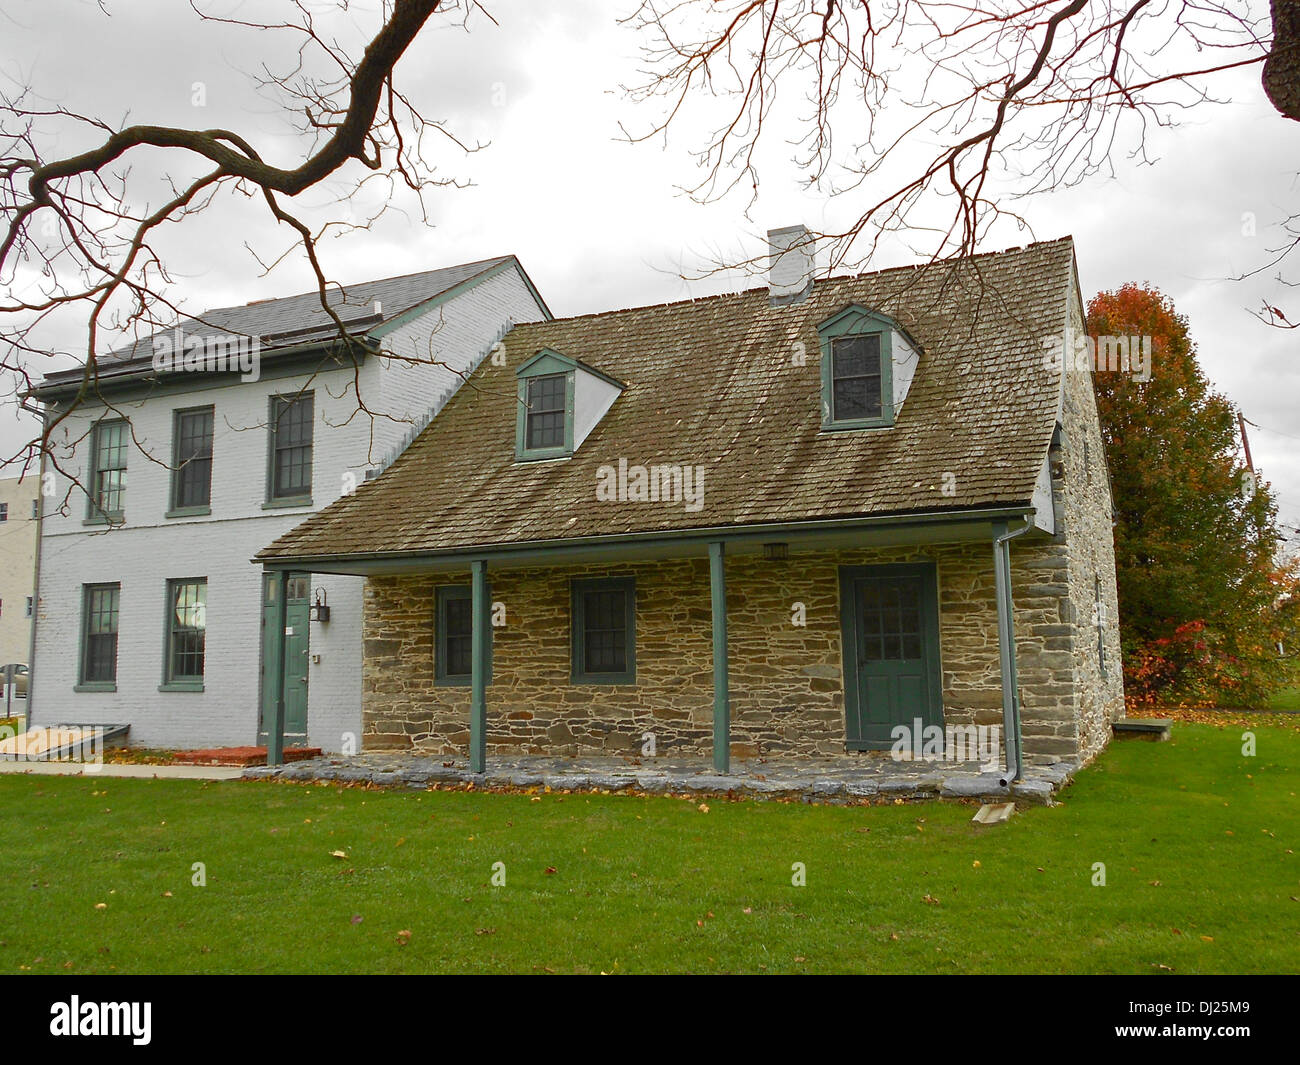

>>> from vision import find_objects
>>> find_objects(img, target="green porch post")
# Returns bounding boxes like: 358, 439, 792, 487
470, 559, 489, 774
266, 569, 289, 767
992, 521, 1024, 782
709, 541, 730, 773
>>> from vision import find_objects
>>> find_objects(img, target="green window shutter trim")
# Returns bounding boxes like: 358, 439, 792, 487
570, 576, 637, 685
818, 304, 911, 431
86, 418, 128, 521
515, 351, 575, 461
435, 583, 493, 687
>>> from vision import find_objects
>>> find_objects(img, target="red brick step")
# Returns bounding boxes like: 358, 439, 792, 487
171, 745, 321, 767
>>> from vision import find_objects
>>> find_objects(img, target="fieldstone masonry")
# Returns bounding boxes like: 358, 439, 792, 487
363, 486, 1122, 768
360, 313, 1124, 768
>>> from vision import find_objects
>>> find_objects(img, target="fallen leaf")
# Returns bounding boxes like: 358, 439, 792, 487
742, 907, 752, 915
1200, 935, 1214, 942
94, 903, 107, 911
972, 861, 981, 868
330, 850, 348, 860
162, 891, 173, 898
544, 866, 557, 875
922, 894, 940, 905
396, 929, 412, 946
698, 803, 710, 813
350, 915, 363, 925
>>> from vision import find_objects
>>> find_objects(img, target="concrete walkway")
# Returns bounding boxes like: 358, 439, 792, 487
0, 760, 245, 780
244, 751, 1077, 803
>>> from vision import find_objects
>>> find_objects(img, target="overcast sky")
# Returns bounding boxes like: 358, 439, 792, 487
1, 0, 1296, 543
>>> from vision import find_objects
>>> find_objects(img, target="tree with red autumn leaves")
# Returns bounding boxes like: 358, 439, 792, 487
1087, 284, 1296, 708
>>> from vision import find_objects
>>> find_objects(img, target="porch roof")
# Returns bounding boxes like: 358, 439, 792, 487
259, 504, 1036, 576
256, 238, 1074, 569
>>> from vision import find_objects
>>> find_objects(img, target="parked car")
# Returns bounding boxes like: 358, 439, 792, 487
1, 663, 28, 699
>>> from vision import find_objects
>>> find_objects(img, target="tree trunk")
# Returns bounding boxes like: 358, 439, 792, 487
1265, 0, 1300, 120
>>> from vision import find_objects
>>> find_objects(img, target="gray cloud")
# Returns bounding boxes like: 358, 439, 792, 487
1, 1, 1295, 544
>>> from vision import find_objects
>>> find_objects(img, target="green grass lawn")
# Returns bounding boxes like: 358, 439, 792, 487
1, 721, 1296, 974
1265, 685, 1300, 712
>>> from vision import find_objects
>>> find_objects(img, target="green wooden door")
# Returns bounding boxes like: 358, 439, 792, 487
260, 573, 310, 741
840, 564, 942, 750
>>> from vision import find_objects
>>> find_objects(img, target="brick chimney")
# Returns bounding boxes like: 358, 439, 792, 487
767, 225, 816, 306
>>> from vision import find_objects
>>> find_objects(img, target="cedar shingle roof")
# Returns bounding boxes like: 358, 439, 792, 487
257, 238, 1075, 562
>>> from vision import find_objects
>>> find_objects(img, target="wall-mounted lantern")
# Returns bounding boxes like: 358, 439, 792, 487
309, 587, 331, 623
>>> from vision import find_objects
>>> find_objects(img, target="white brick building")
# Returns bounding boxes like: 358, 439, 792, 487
29, 256, 550, 752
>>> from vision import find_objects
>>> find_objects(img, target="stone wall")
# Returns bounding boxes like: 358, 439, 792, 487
1053, 293, 1127, 762
361, 533, 1098, 765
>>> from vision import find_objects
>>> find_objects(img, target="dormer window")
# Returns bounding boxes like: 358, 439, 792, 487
818, 305, 920, 431
831, 334, 884, 422
525, 373, 568, 451
515, 348, 624, 462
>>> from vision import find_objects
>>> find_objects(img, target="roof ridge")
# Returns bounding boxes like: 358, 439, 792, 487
518, 237, 1074, 329
188, 255, 515, 319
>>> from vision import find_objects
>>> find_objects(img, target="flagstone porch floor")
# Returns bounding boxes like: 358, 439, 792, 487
243, 751, 1078, 804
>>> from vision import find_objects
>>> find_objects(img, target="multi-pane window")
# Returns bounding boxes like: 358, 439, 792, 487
269, 394, 313, 501
435, 585, 491, 684
172, 407, 214, 510
89, 419, 128, 517
445, 595, 473, 677
859, 576, 923, 662
81, 583, 120, 685
572, 578, 635, 683
525, 374, 566, 450
0, 502, 7, 521
165, 579, 207, 685
25, 596, 33, 618
830, 334, 883, 422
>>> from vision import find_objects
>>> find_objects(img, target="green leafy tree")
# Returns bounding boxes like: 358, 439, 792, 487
1087, 284, 1287, 707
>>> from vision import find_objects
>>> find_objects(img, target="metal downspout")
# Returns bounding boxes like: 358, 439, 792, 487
994, 517, 1033, 784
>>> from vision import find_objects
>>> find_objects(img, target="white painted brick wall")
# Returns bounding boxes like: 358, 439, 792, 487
370, 265, 546, 465
30, 263, 547, 751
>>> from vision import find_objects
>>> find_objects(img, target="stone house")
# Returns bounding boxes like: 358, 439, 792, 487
256, 232, 1124, 777
29, 256, 550, 752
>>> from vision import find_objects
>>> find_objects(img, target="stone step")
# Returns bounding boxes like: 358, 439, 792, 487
1113, 718, 1172, 741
